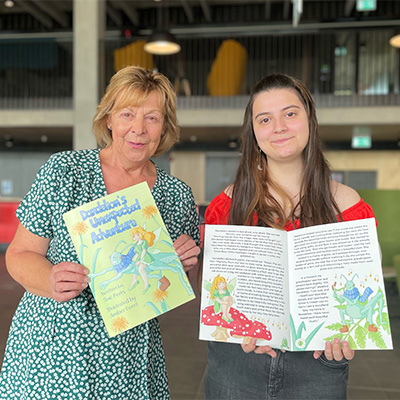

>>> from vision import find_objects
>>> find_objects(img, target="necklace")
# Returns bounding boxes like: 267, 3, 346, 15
286, 192, 300, 210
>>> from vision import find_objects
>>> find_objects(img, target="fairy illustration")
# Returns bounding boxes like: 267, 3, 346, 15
130, 226, 156, 294
210, 275, 234, 323
202, 275, 272, 343
90, 225, 193, 297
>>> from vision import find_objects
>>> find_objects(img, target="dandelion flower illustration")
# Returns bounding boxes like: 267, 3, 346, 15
71, 222, 89, 264
153, 289, 169, 303
142, 205, 158, 219
112, 317, 129, 333
72, 222, 88, 236
295, 338, 306, 349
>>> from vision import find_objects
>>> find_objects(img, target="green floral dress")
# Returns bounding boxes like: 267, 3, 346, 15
134, 240, 154, 264
0, 149, 200, 400
212, 288, 231, 314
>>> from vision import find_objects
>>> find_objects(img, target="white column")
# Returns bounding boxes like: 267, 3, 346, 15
73, 0, 105, 150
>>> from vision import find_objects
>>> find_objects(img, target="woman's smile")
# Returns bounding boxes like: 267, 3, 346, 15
128, 141, 146, 149
271, 136, 294, 145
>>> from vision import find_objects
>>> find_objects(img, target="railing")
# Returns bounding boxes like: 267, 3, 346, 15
0, 37, 73, 108
0, 28, 399, 109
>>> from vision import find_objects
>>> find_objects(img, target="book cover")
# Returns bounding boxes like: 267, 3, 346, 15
63, 182, 195, 337
199, 219, 392, 351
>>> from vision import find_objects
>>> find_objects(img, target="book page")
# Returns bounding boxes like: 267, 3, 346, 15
199, 225, 291, 349
288, 218, 392, 351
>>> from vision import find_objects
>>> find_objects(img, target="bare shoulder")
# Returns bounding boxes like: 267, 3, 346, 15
224, 185, 234, 198
330, 180, 361, 212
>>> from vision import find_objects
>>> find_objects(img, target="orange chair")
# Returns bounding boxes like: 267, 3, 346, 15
207, 39, 248, 96
113, 40, 155, 72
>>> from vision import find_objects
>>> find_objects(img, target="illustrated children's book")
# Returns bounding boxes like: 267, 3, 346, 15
63, 182, 195, 337
199, 218, 393, 351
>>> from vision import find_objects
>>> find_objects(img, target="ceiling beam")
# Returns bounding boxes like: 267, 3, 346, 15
32, 0, 69, 28
283, 0, 290, 20
264, 1, 271, 20
114, 0, 139, 26
139, 18, 400, 37
106, 0, 123, 27
16, 0, 54, 29
199, 0, 211, 23
345, 0, 356, 16
180, 0, 194, 23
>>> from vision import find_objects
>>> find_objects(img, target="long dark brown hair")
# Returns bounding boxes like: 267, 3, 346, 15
229, 73, 341, 229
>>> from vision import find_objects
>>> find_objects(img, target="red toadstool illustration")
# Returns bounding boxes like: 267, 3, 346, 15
201, 305, 272, 343
231, 319, 272, 344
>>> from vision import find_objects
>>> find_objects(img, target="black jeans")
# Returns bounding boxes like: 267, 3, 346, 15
205, 341, 349, 400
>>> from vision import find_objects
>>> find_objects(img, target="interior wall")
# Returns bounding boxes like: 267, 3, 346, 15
1, 149, 399, 203
357, 189, 400, 267
325, 150, 400, 190
170, 149, 400, 205
0, 152, 52, 199
169, 151, 206, 204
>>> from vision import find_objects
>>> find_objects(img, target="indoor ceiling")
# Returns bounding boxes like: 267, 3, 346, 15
1, 0, 399, 36
1, 0, 400, 150
0, 0, 299, 32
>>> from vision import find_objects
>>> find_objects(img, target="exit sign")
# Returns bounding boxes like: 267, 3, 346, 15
356, 0, 377, 11
352, 135, 372, 149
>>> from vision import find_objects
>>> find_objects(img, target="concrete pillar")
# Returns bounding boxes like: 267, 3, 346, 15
73, 0, 105, 150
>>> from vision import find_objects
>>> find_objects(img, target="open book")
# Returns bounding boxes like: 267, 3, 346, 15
199, 218, 392, 351
63, 182, 195, 337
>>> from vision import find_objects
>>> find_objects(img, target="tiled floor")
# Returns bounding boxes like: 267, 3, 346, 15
1, 251, 400, 400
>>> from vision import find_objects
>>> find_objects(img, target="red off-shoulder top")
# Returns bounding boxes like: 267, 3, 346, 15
204, 191, 377, 230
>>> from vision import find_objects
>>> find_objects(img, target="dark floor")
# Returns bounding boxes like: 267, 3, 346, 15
1, 251, 400, 400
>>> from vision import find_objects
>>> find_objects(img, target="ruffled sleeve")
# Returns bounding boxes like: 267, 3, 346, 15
340, 199, 377, 225
204, 191, 232, 225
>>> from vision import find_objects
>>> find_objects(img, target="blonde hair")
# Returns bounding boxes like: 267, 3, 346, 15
210, 275, 228, 299
93, 66, 179, 157
130, 226, 156, 247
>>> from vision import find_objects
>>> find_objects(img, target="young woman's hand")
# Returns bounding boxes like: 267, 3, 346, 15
313, 338, 355, 361
173, 234, 201, 272
241, 338, 278, 358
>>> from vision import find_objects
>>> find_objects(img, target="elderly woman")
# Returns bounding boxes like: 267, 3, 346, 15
1, 66, 200, 399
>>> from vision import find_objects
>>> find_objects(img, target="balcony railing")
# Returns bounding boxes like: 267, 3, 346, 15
1, 28, 399, 110
0, 38, 73, 108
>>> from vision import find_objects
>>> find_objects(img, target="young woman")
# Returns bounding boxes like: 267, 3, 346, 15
204, 73, 376, 400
